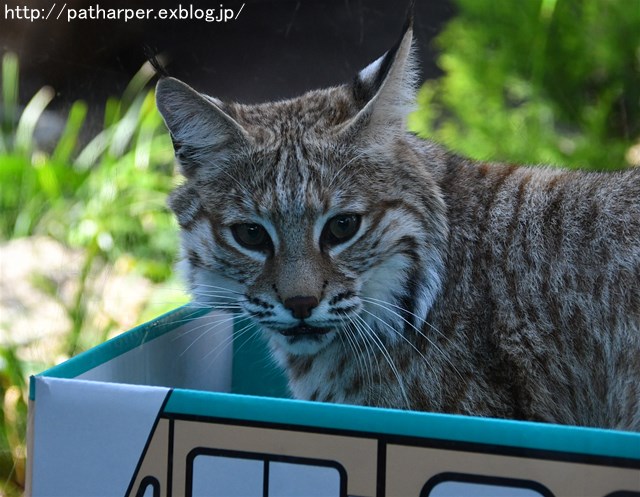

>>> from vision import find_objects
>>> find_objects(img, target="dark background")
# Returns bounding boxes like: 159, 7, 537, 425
1, 0, 453, 115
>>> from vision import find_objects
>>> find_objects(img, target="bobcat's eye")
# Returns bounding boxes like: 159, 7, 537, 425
321, 214, 361, 247
231, 223, 271, 251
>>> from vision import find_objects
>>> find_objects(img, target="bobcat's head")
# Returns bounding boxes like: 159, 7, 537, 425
156, 22, 448, 359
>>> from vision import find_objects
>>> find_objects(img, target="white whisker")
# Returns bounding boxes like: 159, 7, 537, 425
176, 313, 238, 355
362, 298, 464, 379
352, 313, 411, 409
201, 316, 255, 367
146, 306, 218, 331
341, 319, 374, 393
192, 283, 245, 295
361, 295, 452, 344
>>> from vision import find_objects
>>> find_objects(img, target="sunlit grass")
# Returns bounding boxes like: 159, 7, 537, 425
409, 0, 640, 170
0, 52, 184, 496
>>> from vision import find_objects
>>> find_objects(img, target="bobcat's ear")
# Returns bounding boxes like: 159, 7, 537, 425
155, 77, 249, 176
342, 4, 418, 142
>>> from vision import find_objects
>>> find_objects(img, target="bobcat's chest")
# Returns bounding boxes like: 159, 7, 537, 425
282, 346, 369, 405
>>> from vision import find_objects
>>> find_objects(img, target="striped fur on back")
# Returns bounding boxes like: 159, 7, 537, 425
155, 22, 640, 430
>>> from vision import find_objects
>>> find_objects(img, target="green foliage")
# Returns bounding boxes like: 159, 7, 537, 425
0, 346, 28, 497
0, 52, 181, 495
408, 0, 640, 170
0, 52, 178, 279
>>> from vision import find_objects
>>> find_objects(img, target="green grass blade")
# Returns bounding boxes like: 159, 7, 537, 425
52, 100, 88, 164
74, 128, 111, 169
1, 53, 19, 137
103, 96, 121, 128
108, 95, 144, 158
0, 154, 25, 237
121, 60, 157, 112
133, 91, 161, 169
35, 161, 61, 199
14, 86, 55, 155
1, 52, 20, 153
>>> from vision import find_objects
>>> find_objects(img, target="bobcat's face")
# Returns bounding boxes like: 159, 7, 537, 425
158, 23, 448, 358
171, 135, 432, 356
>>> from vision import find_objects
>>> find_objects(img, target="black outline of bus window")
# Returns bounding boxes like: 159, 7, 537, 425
185, 447, 348, 497
420, 472, 555, 497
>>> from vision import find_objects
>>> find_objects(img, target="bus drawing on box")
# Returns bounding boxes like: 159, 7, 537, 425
27, 306, 640, 497
126, 391, 640, 497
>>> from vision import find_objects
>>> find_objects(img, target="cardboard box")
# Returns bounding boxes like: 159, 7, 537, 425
27, 305, 640, 497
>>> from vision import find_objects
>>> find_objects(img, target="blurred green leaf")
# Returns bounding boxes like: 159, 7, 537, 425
1, 52, 19, 143
0, 52, 183, 496
52, 100, 88, 164
14, 86, 54, 155
409, 0, 640, 170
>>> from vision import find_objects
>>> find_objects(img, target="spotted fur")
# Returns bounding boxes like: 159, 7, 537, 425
156, 22, 640, 431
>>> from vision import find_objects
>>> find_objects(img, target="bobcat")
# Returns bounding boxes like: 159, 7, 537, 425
155, 17, 640, 431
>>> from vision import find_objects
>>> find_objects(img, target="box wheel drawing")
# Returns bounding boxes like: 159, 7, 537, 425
27, 306, 640, 497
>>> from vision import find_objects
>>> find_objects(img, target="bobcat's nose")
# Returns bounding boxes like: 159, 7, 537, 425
284, 296, 319, 320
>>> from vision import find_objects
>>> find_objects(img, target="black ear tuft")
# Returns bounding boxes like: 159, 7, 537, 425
352, 0, 415, 107
144, 44, 169, 78
341, 1, 417, 142
403, 0, 416, 34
